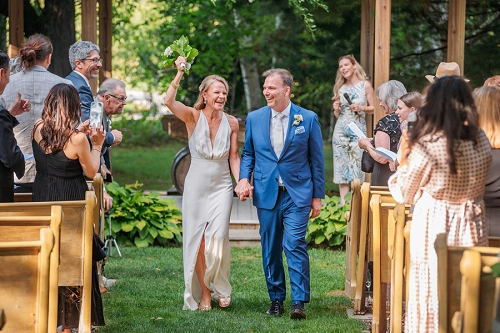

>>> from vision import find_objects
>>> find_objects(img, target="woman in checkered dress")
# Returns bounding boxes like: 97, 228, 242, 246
388, 76, 492, 333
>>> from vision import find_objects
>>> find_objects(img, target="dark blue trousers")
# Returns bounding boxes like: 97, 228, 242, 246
257, 190, 311, 303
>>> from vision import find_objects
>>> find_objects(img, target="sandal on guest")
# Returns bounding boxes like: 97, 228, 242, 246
198, 302, 212, 311
218, 295, 231, 308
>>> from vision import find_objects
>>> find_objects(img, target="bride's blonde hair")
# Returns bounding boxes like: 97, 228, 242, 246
193, 75, 229, 110
332, 55, 368, 100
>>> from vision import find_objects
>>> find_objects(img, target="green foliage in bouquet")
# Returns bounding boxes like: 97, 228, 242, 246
105, 181, 182, 247
163, 35, 199, 74
306, 193, 351, 247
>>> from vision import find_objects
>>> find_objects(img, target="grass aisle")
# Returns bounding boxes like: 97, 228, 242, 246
100, 247, 365, 333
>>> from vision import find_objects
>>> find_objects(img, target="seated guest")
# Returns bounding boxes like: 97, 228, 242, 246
475, 85, 500, 236
32, 83, 105, 332
0, 33, 72, 193
0, 52, 31, 202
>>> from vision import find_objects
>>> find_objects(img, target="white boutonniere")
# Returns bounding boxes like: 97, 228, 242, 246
292, 114, 303, 126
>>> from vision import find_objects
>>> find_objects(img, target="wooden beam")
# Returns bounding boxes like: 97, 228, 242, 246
447, 0, 466, 74
373, 0, 391, 125
81, 0, 98, 94
99, 0, 112, 82
8, 0, 24, 57
360, 0, 375, 140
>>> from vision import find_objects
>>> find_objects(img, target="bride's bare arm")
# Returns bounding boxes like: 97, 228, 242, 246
163, 56, 195, 124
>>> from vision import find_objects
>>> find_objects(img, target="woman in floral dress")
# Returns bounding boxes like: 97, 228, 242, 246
332, 55, 374, 205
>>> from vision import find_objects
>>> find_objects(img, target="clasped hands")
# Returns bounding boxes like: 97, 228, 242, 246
234, 178, 254, 202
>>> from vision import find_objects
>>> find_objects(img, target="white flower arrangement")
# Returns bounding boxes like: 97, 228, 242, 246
292, 114, 303, 126
162, 36, 199, 74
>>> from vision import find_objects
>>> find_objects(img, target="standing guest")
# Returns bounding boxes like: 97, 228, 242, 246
0, 33, 72, 192
358, 80, 406, 186
235, 68, 325, 320
389, 91, 423, 171
331, 55, 374, 206
66, 41, 118, 208
32, 83, 106, 332
475, 86, 500, 236
0, 51, 31, 202
484, 75, 500, 87
163, 56, 241, 311
388, 76, 491, 333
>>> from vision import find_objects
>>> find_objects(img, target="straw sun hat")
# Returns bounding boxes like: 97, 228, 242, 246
425, 62, 469, 82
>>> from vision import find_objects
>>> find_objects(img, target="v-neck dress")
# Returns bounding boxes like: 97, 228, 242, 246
182, 111, 233, 310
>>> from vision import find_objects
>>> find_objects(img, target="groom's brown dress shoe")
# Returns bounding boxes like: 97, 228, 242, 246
266, 301, 284, 316
290, 303, 306, 320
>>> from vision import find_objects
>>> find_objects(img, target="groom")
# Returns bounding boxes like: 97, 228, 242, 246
235, 68, 325, 320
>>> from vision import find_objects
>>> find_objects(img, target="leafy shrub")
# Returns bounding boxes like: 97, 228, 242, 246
105, 181, 182, 247
306, 194, 351, 247
112, 110, 170, 147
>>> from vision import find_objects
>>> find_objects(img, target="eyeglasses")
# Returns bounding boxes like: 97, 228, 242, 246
108, 93, 127, 103
81, 57, 103, 64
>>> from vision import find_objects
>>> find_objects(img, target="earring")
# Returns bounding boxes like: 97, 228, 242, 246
204, 98, 207, 104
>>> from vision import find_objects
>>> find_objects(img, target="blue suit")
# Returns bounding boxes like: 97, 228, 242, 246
240, 102, 325, 303
66, 71, 114, 147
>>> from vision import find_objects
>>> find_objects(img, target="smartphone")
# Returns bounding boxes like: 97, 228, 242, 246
406, 111, 417, 137
90, 101, 103, 129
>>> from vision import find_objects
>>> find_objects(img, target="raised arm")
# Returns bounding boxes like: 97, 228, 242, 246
163, 56, 196, 124
73, 128, 105, 179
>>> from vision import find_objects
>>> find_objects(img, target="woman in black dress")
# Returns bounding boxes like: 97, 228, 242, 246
32, 83, 105, 332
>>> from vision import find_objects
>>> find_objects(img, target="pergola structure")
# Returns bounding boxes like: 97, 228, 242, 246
6, 0, 113, 94
358, 0, 465, 124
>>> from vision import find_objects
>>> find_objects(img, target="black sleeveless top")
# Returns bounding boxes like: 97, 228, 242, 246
32, 139, 88, 201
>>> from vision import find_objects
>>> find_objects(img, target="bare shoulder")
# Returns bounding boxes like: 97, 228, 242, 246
364, 80, 374, 91
69, 132, 88, 146
225, 113, 240, 129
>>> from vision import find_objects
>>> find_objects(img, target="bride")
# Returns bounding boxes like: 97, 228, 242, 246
163, 56, 240, 311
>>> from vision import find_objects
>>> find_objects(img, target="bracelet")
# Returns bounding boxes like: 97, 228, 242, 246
171, 82, 179, 89
92, 147, 102, 152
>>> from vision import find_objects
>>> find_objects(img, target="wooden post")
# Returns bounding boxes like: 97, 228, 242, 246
447, 0, 466, 74
99, 0, 112, 82
373, 0, 391, 124
7, 0, 23, 57
81, 0, 98, 94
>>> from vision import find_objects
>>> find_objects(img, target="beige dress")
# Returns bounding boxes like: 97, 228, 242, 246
388, 130, 492, 333
182, 111, 233, 310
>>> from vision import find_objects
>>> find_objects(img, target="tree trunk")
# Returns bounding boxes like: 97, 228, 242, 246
240, 57, 262, 113
43, 0, 75, 77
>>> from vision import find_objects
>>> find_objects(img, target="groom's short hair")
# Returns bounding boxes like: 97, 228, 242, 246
263, 68, 294, 91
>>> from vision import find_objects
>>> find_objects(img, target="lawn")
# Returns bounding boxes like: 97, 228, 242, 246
100, 246, 366, 333
111, 141, 339, 195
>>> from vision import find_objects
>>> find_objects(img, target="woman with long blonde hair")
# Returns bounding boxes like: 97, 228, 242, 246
475, 85, 500, 236
331, 54, 374, 205
164, 56, 240, 311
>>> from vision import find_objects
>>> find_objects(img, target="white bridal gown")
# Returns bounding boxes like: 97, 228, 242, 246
182, 111, 233, 310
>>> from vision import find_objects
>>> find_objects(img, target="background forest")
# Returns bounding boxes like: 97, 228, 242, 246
0, 0, 498, 137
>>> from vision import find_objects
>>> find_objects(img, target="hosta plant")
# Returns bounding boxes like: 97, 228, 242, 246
105, 181, 182, 247
306, 193, 351, 247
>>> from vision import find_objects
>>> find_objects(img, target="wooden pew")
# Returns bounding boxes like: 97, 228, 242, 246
388, 203, 412, 333
370, 194, 398, 333
13, 192, 32, 202
435, 233, 500, 333
0, 191, 97, 333
0, 228, 54, 333
345, 178, 361, 298
353, 183, 392, 314
0, 206, 62, 332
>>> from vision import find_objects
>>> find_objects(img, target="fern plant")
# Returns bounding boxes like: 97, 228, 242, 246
105, 181, 182, 247
306, 193, 351, 247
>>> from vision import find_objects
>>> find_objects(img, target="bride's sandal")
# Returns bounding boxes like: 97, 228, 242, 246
218, 295, 231, 308
198, 300, 212, 311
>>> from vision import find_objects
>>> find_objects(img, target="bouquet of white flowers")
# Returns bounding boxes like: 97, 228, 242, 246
163, 36, 199, 74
